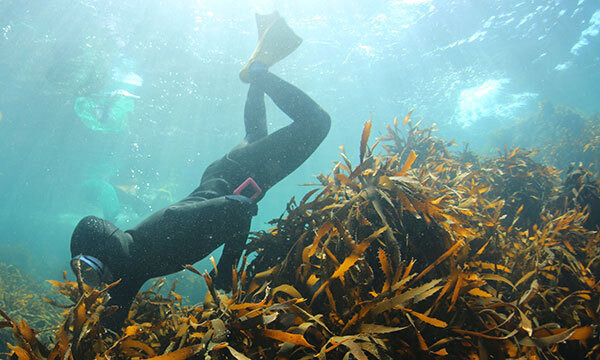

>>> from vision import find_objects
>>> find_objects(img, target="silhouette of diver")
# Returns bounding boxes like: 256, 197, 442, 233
69, 13, 330, 331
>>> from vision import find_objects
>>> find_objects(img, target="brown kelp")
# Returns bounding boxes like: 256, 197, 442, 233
2, 112, 600, 359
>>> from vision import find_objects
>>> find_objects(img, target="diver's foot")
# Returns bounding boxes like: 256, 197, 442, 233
239, 12, 302, 83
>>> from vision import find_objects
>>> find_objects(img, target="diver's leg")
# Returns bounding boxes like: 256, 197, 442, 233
244, 83, 268, 143
227, 70, 330, 193
193, 70, 329, 199
252, 69, 328, 129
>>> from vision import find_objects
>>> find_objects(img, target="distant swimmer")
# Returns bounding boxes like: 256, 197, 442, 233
69, 12, 330, 331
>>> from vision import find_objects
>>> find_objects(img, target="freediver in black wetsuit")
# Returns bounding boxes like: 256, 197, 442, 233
69, 13, 330, 331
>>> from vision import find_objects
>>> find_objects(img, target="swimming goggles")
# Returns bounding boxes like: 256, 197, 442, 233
70, 255, 113, 287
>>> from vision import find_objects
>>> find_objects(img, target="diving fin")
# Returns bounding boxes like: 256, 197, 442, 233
256, 11, 281, 38
239, 12, 303, 83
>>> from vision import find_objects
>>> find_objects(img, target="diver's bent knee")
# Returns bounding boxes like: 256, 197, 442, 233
313, 110, 331, 141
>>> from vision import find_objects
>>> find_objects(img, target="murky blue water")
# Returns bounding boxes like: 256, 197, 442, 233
0, 0, 598, 299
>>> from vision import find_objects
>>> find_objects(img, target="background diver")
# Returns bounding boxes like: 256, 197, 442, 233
69, 12, 331, 330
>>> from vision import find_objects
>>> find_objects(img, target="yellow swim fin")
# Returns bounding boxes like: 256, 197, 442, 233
256, 11, 281, 38
239, 12, 303, 83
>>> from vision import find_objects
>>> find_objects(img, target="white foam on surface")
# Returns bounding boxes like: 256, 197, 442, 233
554, 61, 573, 71
570, 9, 600, 55
455, 79, 538, 128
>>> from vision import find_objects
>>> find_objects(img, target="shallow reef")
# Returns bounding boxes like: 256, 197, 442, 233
2, 112, 600, 359
490, 102, 600, 172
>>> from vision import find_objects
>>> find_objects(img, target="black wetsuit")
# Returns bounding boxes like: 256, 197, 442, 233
70, 70, 330, 330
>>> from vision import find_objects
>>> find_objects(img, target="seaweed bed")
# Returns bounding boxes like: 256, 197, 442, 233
2, 112, 600, 359
0, 264, 61, 354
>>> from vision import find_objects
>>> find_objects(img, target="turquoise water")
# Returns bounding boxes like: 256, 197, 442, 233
0, 0, 598, 298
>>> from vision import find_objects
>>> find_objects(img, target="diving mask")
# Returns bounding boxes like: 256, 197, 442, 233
70, 254, 113, 287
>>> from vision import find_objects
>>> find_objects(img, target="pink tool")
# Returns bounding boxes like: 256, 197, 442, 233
233, 177, 262, 201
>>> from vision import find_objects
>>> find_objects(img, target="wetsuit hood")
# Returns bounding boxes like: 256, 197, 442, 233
70, 215, 132, 275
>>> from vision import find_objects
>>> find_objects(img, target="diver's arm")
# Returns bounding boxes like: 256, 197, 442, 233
102, 277, 145, 331
212, 230, 247, 291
